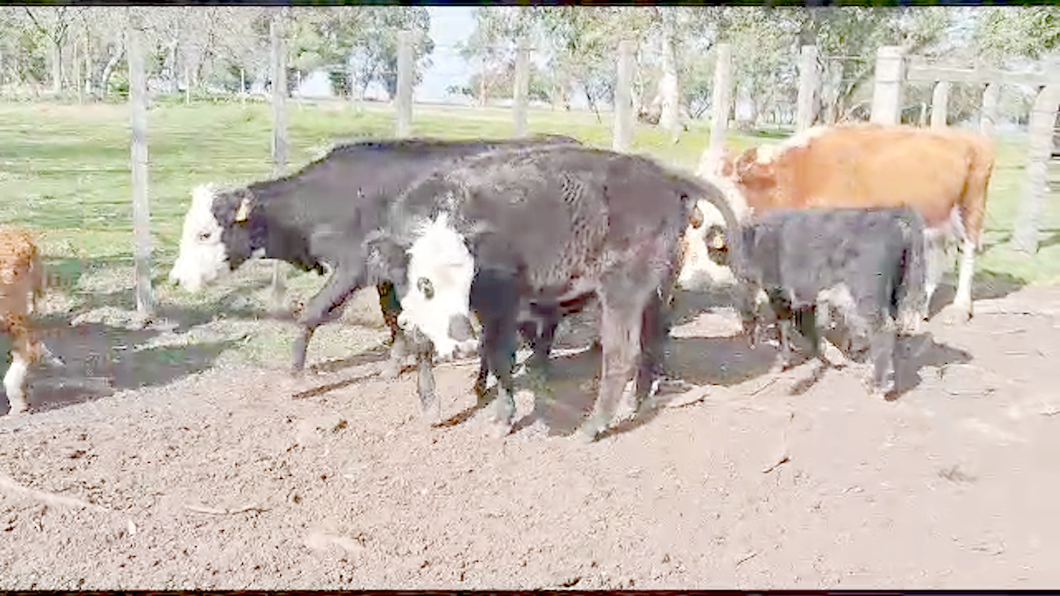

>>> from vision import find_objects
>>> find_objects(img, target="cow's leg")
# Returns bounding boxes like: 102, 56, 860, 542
866, 310, 898, 398
923, 228, 947, 314
468, 269, 521, 436
634, 288, 671, 413
520, 312, 560, 419
483, 314, 519, 436
580, 285, 650, 442
410, 331, 442, 425
3, 350, 30, 416
794, 306, 821, 363
290, 266, 364, 374
952, 235, 976, 321
376, 281, 409, 379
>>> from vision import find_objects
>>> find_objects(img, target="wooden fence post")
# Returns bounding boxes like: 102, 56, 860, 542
930, 80, 949, 129
697, 43, 732, 177
128, 7, 155, 320
395, 30, 413, 138
870, 46, 904, 126
796, 45, 819, 133
979, 82, 1000, 138
269, 6, 288, 310
612, 39, 635, 152
1013, 84, 1060, 254
513, 40, 530, 138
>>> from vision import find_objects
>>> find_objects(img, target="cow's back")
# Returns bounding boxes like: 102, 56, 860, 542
761, 125, 991, 228
398, 146, 694, 295
255, 137, 581, 238
746, 207, 913, 308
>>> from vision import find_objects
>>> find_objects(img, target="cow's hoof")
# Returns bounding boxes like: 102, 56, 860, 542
489, 420, 514, 439
577, 418, 607, 443
381, 358, 403, 380
938, 303, 973, 326
490, 397, 516, 430
5, 405, 28, 417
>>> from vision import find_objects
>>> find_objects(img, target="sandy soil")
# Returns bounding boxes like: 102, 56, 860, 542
2, 279, 1060, 590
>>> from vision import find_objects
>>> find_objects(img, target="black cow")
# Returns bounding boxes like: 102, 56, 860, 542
704, 206, 928, 397
168, 135, 580, 376
364, 144, 739, 441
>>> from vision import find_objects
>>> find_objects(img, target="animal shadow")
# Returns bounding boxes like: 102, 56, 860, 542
773, 330, 973, 400
518, 331, 777, 439
1, 312, 239, 416
927, 270, 1026, 319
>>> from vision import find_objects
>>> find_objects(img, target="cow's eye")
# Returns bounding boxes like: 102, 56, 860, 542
197, 231, 212, 242
417, 277, 434, 300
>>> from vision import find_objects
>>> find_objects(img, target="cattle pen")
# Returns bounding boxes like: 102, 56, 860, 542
3, 5, 1060, 591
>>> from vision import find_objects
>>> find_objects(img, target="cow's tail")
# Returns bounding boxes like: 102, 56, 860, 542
673, 172, 741, 239
896, 209, 929, 334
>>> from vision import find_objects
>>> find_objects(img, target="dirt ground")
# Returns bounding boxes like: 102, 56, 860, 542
2, 275, 1060, 590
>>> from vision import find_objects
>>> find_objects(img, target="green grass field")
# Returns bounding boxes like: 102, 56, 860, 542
1, 98, 1058, 334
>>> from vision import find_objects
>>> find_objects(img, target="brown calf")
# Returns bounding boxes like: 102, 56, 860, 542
1, 227, 62, 415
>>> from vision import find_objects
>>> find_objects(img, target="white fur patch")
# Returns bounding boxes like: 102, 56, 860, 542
397, 212, 478, 361
754, 125, 835, 166
4, 353, 30, 414
168, 184, 231, 292
676, 173, 751, 289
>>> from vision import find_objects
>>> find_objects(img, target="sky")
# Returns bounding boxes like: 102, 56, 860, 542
419, 6, 477, 103
295, 6, 477, 102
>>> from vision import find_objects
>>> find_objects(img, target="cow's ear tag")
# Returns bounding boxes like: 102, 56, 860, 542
711, 233, 726, 250
234, 197, 253, 223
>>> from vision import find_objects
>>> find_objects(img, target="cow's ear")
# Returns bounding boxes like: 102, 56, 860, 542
233, 190, 255, 224
704, 224, 729, 265
364, 230, 406, 286
690, 205, 705, 229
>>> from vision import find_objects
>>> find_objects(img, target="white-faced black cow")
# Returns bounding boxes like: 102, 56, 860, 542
168, 135, 580, 376
705, 206, 929, 397
364, 144, 739, 441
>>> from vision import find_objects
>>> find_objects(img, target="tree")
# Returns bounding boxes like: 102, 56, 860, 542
345, 7, 433, 101
22, 6, 79, 94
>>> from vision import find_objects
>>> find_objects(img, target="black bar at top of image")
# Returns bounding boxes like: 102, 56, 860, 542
7, 0, 1049, 7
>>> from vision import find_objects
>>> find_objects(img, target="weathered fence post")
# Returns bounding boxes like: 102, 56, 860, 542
930, 80, 950, 129
796, 45, 819, 133
979, 82, 1000, 138
513, 40, 530, 138
240, 68, 246, 105
697, 43, 732, 177
612, 39, 635, 152
184, 62, 191, 105
128, 7, 155, 320
395, 30, 413, 138
1013, 84, 1060, 254
269, 6, 288, 310
870, 46, 905, 126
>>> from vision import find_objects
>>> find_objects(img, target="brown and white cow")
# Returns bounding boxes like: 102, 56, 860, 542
689, 123, 995, 321
1, 227, 63, 415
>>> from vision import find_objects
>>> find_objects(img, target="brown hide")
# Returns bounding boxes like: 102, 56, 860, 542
0, 227, 49, 362
719, 124, 995, 248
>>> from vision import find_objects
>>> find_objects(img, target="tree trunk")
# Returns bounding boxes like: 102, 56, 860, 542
99, 45, 124, 99
51, 40, 62, 95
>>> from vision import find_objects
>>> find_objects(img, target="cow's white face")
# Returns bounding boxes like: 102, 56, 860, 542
396, 212, 479, 362
169, 184, 231, 292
